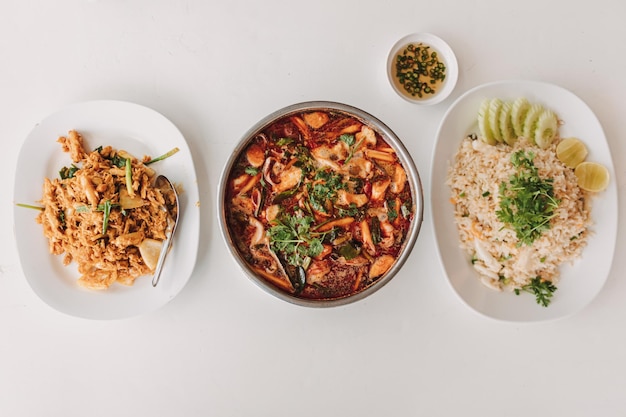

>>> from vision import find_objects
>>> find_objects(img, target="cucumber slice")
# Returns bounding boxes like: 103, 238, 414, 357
499, 101, 517, 145
534, 109, 558, 149
522, 104, 544, 143
488, 98, 504, 142
511, 97, 530, 138
477, 99, 496, 145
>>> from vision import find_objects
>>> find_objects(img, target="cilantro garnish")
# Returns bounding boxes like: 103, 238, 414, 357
338, 203, 359, 217
387, 199, 398, 222
496, 150, 560, 246
339, 133, 355, 147
245, 166, 259, 175
307, 169, 346, 214
514, 276, 557, 307
276, 137, 294, 146
268, 213, 325, 268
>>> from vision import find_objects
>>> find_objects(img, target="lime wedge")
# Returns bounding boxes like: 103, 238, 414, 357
574, 161, 609, 192
556, 137, 588, 168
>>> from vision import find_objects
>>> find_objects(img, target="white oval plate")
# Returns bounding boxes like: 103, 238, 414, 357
430, 80, 618, 322
13, 100, 200, 320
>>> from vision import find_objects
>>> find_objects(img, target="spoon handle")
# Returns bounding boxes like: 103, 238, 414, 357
151, 174, 179, 287
152, 217, 175, 287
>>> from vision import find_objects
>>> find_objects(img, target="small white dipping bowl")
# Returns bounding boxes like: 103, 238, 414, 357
387, 33, 458, 105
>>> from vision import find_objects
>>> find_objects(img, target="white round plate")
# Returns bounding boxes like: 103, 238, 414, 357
13, 100, 200, 320
430, 80, 618, 322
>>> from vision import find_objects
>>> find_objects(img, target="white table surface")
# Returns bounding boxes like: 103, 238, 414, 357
2, 0, 625, 415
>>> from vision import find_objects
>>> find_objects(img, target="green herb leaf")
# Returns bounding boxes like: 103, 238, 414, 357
145, 147, 180, 165
109, 154, 127, 168
59, 164, 79, 179
338, 241, 360, 260
339, 134, 364, 163
16, 203, 44, 211
370, 217, 381, 244
514, 276, 557, 307
338, 134, 355, 147
387, 199, 398, 222
268, 213, 325, 268
307, 169, 345, 214
338, 203, 359, 217
245, 166, 259, 175
276, 137, 294, 146
102, 200, 112, 234
496, 150, 560, 246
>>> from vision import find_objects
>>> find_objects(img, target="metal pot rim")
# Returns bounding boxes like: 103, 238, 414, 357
217, 100, 424, 307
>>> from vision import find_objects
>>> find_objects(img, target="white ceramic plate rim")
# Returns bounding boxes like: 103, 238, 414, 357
13, 100, 200, 320
430, 80, 618, 322
387, 32, 459, 105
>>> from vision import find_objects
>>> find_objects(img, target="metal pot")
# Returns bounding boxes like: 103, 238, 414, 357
218, 101, 424, 307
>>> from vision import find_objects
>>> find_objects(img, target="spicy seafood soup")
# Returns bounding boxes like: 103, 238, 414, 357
219, 102, 423, 306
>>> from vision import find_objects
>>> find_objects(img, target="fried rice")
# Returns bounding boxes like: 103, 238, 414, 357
447, 136, 591, 292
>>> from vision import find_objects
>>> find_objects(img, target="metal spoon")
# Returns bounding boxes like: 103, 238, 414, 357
152, 175, 180, 287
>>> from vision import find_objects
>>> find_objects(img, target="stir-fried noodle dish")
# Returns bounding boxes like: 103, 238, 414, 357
36, 130, 178, 290
225, 110, 415, 300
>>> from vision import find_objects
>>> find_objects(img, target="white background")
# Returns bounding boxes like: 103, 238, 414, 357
2, 0, 625, 416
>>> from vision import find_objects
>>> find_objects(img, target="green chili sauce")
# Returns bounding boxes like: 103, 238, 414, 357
393, 42, 447, 99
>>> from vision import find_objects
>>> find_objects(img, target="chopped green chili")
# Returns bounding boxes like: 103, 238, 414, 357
395, 42, 447, 98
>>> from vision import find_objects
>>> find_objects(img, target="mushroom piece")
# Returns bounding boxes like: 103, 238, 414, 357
342, 156, 373, 179
389, 165, 407, 194
336, 189, 369, 208
371, 179, 391, 201
303, 111, 330, 129
369, 254, 395, 279
311, 142, 347, 172
273, 166, 302, 194
355, 126, 377, 148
